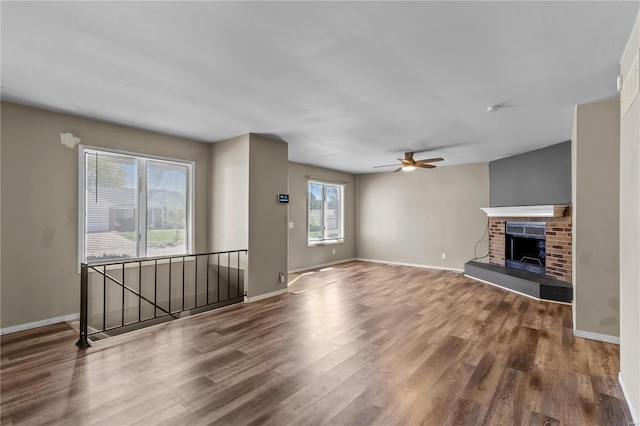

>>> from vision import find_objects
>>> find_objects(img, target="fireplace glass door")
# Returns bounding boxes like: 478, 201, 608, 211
505, 222, 546, 276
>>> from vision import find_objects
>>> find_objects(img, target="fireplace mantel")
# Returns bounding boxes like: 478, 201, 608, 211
480, 205, 570, 218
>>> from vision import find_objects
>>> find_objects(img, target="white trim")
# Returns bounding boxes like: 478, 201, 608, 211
305, 175, 349, 186
464, 274, 572, 305
82, 145, 195, 165
619, 371, 640, 425
288, 274, 303, 286
480, 205, 569, 217
288, 258, 356, 274
573, 329, 620, 345
0, 313, 79, 335
78, 145, 86, 274
244, 289, 288, 303
307, 179, 345, 245
356, 258, 464, 273
308, 239, 344, 247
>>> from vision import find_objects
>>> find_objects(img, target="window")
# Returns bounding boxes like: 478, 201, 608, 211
308, 180, 344, 244
79, 146, 193, 262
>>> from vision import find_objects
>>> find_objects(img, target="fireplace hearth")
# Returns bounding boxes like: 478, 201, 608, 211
469, 205, 572, 302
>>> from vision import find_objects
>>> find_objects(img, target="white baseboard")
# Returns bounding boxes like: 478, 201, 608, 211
619, 372, 639, 425
288, 258, 356, 274
244, 288, 288, 303
356, 258, 464, 274
0, 312, 79, 336
287, 275, 302, 287
574, 329, 620, 345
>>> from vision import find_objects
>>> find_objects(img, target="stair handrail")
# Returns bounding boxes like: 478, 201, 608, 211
76, 249, 248, 349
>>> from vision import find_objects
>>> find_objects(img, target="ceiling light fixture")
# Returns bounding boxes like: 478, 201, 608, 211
487, 105, 500, 113
402, 163, 415, 171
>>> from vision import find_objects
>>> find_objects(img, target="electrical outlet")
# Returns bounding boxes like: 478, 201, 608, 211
332, 248, 336, 255
279, 272, 284, 283
289, 222, 294, 229
441, 253, 447, 260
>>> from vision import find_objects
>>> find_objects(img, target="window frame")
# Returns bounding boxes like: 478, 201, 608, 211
307, 178, 345, 246
78, 145, 194, 265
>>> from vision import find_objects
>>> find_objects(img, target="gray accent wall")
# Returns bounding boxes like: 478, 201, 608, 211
489, 141, 571, 207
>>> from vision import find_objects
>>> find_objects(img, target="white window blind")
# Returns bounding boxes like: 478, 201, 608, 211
80, 147, 192, 263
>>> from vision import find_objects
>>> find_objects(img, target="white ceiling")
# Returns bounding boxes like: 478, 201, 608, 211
1, 1, 637, 174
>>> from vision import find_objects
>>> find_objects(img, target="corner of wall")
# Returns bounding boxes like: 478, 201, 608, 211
618, 10, 640, 421
247, 135, 288, 298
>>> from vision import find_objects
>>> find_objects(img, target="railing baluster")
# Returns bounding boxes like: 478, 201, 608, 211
195, 256, 198, 308
103, 265, 107, 331
89, 267, 177, 320
121, 263, 125, 327
182, 256, 185, 312
138, 261, 142, 322
75, 263, 90, 348
154, 259, 158, 319
78, 249, 247, 348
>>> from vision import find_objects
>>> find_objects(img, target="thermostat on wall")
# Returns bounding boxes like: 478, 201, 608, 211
277, 194, 289, 204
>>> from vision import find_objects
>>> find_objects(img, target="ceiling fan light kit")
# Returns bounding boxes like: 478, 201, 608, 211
374, 152, 444, 172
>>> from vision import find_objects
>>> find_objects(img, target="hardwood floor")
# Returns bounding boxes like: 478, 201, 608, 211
0, 261, 632, 425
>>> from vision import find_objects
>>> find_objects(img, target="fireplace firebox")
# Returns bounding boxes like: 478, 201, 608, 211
505, 222, 546, 276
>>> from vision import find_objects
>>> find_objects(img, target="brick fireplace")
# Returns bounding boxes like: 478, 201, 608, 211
487, 207, 572, 283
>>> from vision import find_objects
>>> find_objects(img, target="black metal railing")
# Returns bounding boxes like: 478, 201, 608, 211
76, 249, 247, 348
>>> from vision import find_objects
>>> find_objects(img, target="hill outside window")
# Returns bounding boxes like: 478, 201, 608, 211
79, 146, 193, 263
308, 179, 344, 245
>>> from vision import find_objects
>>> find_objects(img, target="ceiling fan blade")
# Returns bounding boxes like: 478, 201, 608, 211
373, 164, 400, 168
415, 163, 436, 169
399, 159, 413, 165
415, 157, 444, 164
393, 167, 402, 172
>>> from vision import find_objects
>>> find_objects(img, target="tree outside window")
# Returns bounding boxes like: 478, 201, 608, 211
308, 181, 344, 244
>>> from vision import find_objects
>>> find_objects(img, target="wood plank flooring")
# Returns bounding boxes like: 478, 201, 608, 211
0, 261, 632, 425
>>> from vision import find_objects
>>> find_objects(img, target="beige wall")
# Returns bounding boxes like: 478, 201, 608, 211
287, 162, 356, 271
619, 13, 640, 420
209, 135, 249, 252
0, 102, 211, 328
247, 135, 288, 298
572, 97, 621, 338
356, 163, 489, 270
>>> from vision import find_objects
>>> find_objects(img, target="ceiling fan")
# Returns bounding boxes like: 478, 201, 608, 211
373, 152, 444, 172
